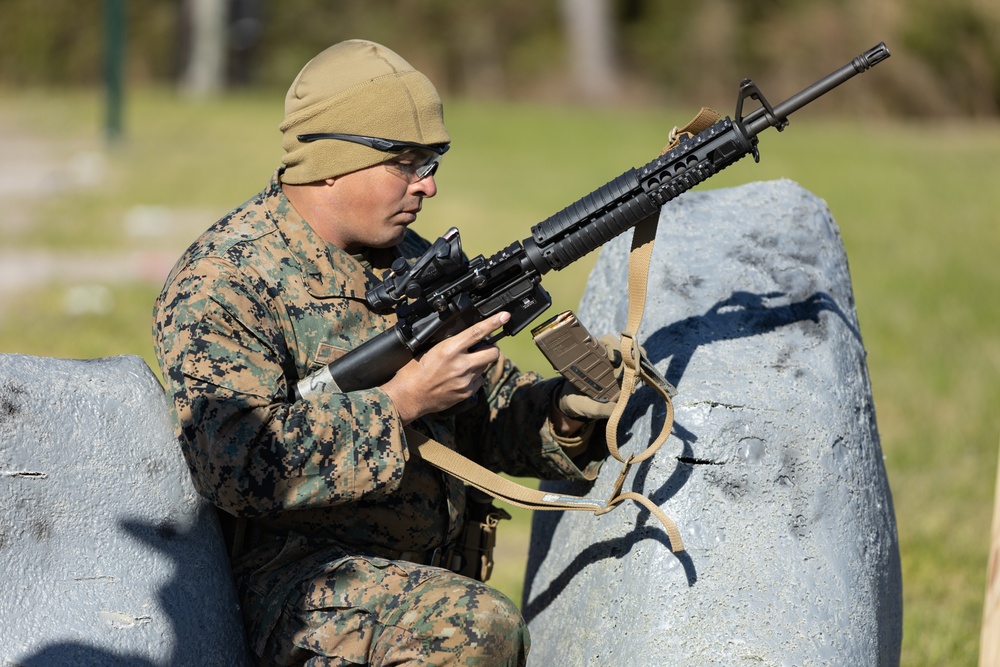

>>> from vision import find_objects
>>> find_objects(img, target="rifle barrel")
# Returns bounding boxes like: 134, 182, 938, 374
743, 42, 890, 138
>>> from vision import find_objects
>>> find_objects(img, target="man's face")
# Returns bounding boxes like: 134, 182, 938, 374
325, 150, 439, 253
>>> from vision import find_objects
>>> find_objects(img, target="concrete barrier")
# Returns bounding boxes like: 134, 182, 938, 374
524, 180, 903, 666
0, 354, 251, 666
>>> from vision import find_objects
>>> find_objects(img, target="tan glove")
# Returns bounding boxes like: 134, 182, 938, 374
598, 333, 677, 399
599, 334, 625, 379
556, 384, 618, 421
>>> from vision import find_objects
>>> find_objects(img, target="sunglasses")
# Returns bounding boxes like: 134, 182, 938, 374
297, 132, 449, 181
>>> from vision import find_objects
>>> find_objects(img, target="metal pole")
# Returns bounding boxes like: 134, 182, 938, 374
981, 436, 1000, 667
104, 0, 125, 143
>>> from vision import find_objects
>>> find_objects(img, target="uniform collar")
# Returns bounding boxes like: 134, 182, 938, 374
265, 170, 381, 299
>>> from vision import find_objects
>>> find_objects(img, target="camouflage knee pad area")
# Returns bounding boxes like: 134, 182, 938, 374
259, 556, 529, 666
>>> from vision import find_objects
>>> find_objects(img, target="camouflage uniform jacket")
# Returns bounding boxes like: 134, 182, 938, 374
152, 172, 601, 650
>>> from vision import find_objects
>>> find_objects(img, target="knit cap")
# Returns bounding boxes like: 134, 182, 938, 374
279, 40, 450, 184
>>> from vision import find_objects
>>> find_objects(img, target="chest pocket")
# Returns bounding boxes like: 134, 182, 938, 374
299, 252, 400, 377
304, 302, 396, 380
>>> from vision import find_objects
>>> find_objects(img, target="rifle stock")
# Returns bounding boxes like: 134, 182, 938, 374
295, 43, 890, 401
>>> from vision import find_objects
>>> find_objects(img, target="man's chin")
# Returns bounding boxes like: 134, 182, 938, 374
369, 226, 410, 249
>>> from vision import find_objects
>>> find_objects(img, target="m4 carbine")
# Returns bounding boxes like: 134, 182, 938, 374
296, 43, 890, 400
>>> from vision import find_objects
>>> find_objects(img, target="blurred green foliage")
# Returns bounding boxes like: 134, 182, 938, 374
0, 85, 998, 664
1, 0, 999, 115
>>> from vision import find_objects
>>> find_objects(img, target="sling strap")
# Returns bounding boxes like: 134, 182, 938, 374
609, 106, 718, 466
406, 426, 683, 553
663, 107, 721, 155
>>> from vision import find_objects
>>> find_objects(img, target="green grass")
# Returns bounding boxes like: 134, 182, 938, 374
2, 87, 998, 665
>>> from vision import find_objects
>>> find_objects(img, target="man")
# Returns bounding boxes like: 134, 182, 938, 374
153, 39, 613, 666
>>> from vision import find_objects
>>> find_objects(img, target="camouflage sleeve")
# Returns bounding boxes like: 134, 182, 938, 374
153, 258, 408, 517
452, 354, 604, 481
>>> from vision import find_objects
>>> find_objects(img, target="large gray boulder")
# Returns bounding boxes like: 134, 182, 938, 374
0, 354, 251, 666
524, 180, 902, 666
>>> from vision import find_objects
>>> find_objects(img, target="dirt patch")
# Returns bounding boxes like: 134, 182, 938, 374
0, 116, 211, 311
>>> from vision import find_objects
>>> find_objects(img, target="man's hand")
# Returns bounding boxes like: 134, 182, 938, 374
556, 385, 619, 422
382, 312, 510, 424
550, 333, 623, 437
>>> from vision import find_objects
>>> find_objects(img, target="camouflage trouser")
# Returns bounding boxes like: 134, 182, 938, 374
248, 552, 529, 666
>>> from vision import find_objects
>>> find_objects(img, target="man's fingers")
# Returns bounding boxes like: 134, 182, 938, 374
454, 312, 510, 349
465, 342, 501, 369
473, 311, 510, 342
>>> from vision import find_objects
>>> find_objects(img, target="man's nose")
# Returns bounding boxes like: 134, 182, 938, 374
413, 173, 437, 197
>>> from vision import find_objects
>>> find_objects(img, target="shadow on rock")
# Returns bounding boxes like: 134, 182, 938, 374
524, 290, 856, 620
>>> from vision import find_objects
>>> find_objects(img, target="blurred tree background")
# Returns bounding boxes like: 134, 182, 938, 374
0, 0, 998, 116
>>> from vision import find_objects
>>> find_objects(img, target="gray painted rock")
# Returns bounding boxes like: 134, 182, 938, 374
524, 180, 902, 666
0, 354, 251, 666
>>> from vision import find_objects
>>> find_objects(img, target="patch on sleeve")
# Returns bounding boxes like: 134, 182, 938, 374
313, 342, 348, 367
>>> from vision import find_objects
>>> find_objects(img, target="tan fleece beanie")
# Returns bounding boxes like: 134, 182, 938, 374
279, 40, 450, 184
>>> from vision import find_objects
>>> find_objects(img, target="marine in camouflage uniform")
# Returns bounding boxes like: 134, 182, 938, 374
153, 40, 610, 666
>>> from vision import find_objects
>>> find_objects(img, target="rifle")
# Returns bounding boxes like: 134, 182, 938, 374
296, 43, 890, 400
